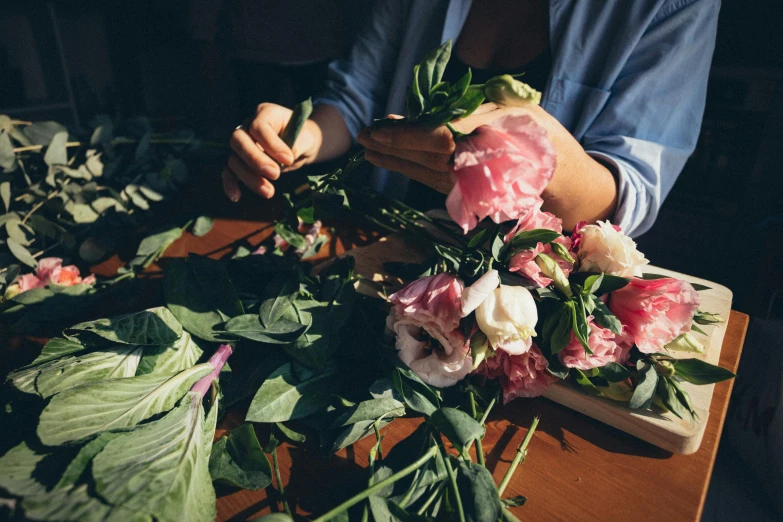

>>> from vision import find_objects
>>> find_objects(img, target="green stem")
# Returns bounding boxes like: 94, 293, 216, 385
313, 446, 439, 522
443, 450, 466, 522
12, 137, 226, 154
497, 416, 539, 496
479, 398, 496, 426
271, 446, 292, 517
469, 390, 485, 467
501, 506, 523, 522
416, 482, 446, 516
445, 122, 466, 138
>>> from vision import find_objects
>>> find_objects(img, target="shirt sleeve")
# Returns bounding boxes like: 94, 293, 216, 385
581, 0, 720, 237
313, 0, 409, 139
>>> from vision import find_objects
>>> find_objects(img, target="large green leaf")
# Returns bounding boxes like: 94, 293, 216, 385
56, 433, 121, 489
136, 332, 203, 376
246, 363, 342, 423
258, 273, 300, 328
457, 460, 502, 522
28, 337, 86, 366
92, 392, 218, 522
428, 408, 483, 454
65, 307, 183, 346
330, 397, 405, 428
43, 131, 68, 166
208, 423, 272, 490
27, 344, 143, 398
223, 314, 307, 344
282, 299, 335, 368
0, 441, 47, 496
673, 358, 735, 385
22, 484, 152, 522
37, 363, 212, 445
125, 225, 183, 269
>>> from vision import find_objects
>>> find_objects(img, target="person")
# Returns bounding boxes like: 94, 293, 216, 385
223, 0, 720, 237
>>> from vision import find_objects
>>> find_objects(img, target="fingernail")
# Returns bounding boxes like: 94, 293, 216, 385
370, 128, 391, 145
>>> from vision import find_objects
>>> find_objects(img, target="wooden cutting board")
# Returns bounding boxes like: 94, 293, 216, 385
337, 234, 732, 455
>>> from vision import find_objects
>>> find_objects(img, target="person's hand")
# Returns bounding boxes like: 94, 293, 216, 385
223, 103, 319, 201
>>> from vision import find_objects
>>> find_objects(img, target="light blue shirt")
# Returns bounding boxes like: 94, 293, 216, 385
316, 0, 720, 237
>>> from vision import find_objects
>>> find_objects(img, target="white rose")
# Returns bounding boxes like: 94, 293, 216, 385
474, 285, 538, 355
460, 269, 500, 317
577, 221, 648, 277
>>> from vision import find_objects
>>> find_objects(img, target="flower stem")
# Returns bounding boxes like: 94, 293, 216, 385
443, 450, 466, 522
313, 446, 438, 522
416, 482, 446, 516
271, 445, 292, 517
501, 506, 523, 522
469, 390, 485, 467
497, 416, 539, 496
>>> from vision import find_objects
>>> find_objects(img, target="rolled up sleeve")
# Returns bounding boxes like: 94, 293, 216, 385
314, 0, 408, 139
581, 0, 720, 237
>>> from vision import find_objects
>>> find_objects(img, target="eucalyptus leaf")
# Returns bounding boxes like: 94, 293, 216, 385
24, 121, 67, 145
7, 237, 37, 267
0, 131, 17, 171
246, 363, 342, 423
92, 392, 218, 522
43, 131, 68, 166
65, 307, 183, 345
37, 363, 212, 445
70, 203, 100, 224
0, 180, 10, 211
209, 423, 272, 490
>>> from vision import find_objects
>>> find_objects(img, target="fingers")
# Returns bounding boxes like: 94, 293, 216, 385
229, 128, 282, 181
228, 155, 275, 199
357, 127, 452, 172
247, 113, 294, 166
364, 150, 454, 194
221, 168, 242, 202
366, 122, 455, 154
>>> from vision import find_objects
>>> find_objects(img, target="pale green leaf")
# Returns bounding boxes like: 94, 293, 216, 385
65, 307, 183, 345
192, 216, 214, 237
30, 337, 86, 366
209, 423, 272, 490
136, 332, 203, 376
7, 237, 37, 267
1, 180, 10, 211
93, 392, 218, 522
22, 484, 152, 522
43, 131, 68, 166
70, 203, 100, 223
37, 363, 212, 445
56, 432, 121, 488
0, 442, 47, 496
0, 131, 17, 171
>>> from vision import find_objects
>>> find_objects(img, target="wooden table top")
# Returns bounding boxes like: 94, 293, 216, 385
2, 169, 750, 522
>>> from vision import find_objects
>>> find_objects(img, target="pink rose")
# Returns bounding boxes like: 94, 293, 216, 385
16, 257, 96, 294
474, 344, 556, 402
446, 114, 556, 233
609, 277, 700, 353
388, 274, 471, 387
558, 318, 634, 370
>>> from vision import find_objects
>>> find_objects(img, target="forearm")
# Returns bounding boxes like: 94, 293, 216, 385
306, 104, 353, 164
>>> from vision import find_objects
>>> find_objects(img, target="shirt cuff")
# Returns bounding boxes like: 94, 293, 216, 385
585, 150, 641, 237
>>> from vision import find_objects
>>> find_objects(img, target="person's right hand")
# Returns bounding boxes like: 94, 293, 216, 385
223, 103, 319, 201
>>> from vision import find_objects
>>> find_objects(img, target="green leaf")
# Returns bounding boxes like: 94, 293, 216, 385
43, 131, 68, 166
572, 369, 604, 396
0, 442, 47, 496
11, 344, 144, 398
629, 360, 658, 410
29, 337, 86, 366
673, 359, 735, 385
331, 397, 406, 428
0, 131, 17, 171
501, 496, 527, 508
0, 180, 10, 211
92, 392, 218, 522
457, 460, 502, 522
598, 362, 632, 383
417, 41, 452, 102
56, 432, 121, 488
259, 273, 300, 328
24, 121, 67, 145
273, 222, 307, 250
392, 366, 440, 416
246, 363, 342, 423
136, 332, 203, 376
541, 301, 572, 355
691, 283, 711, 291
65, 307, 183, 345
192, 216, 214, 237
7, 237, 37, 267
669, 378, 696, 417
694, 310, 723, 325
509, 229, 561, 250
275, 422, 306, 443
37, 363, 212, 445
656, 376, 685, 419
491, 230, 507, 262
27, 214, 59, 238
324, 418, 394, 454
467, 228, 487, 249
164, 258, 239, 342
282, 299, 335, 368
571, 295, 592, 354
224, 314, 307, 344
22, 484, 151, 522
280, 98, 313, 150
447, 87, 485, 117
589, 295, 623, 335
428, 408, 483, 454
209, 423, 272, 490
407, 65, 425, 119
126, 225, 183, 269
569, 272, 630, 296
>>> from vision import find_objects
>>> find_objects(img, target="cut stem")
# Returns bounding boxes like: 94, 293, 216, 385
443, 450, 466, 522
497, 416, 539, 496
313, 445, 438, 522
271, 446, 292, 517
469, 390, 485, 467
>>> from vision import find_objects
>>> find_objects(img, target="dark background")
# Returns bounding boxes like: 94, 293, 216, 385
1, 1, 782, 520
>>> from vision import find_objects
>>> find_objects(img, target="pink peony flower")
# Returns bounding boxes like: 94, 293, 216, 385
558, 318, 634, 370
609, 277, 700, 353
446, 114, 556, 234
387, 273, 471, 387
474, 344, 556, 402
16, 257, 96, 294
